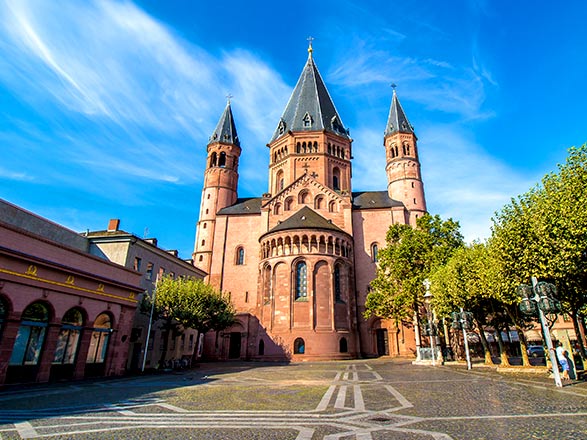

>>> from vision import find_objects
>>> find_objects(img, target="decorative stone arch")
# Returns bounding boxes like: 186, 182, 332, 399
314, 195, 325, 210
328, 200, 337, 213
284, 196, 294, 211
274, 203, 282, 215
276, 169, 284, 193
298, 190, 310, 205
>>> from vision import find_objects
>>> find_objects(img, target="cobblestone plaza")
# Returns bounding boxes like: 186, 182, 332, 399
0, 359, 586, 439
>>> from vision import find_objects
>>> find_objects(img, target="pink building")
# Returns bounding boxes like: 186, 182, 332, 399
0, 200, 142, 385
193, 46, 427, 361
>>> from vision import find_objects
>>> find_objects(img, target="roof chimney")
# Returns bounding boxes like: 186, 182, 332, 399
107, 219, 120, 232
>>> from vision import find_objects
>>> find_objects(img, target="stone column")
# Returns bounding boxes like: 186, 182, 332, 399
0, 318, 21, 385
36, 323, 61, 383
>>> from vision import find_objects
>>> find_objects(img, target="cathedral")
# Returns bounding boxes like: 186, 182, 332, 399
193, 44, 427, 361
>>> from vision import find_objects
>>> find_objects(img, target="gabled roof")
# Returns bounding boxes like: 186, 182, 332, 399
270, 53, 349, 142
352, 191, 405, 209
209, 101, 240, 147
264, 206, 344, 236
261, 173, 345, 209
217, 198, 262, 215
385, 89, 414, 136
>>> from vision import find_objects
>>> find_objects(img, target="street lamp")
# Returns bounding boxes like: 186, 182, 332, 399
451, 309, 473, 370
517, 276, 562, 388
423, 280, 438, 366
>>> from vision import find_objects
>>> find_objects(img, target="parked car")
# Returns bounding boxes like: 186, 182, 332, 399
527, 345, 545, 357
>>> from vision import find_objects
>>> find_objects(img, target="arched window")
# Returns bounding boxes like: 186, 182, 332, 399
328, 200, 336, 213
313, 141, 318, 152
258, 339, 265, 356
284, 197, 293, 211
339, 337, 348, 353
299, 190, 309, 204
315, 196, 324, 210
332, 167, 341, 191
86, 313, 112, 364
210, 152, 217, 167
406, 144, 411, 155
296, 142, 301, 153
295, 261, 307, 300
276, 170, 284, 193
274, 203, 282, 215
371, 243, 379, 263
236, 247, 245, 265
218, 152, 227, 168
53, 308, 84, 365
334, 265, 342, 303
328, 144, 332, 155
9, 302, 50, 366
294, 337, 305, 354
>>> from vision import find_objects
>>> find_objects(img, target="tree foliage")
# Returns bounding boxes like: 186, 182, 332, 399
151, 275, 236, 334
365, 214, 464, 322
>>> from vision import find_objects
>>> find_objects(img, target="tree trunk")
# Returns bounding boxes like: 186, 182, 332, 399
158, 317, 173, 368
516, 325, 531, 367
476, 319, 494, 366
495, 328, 511, 366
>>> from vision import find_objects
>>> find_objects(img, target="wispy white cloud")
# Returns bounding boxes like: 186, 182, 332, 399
0, 0, 291, 198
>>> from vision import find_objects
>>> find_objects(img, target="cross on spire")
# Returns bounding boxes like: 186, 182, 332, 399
226, 93, 233, 104
391, 83, 397, 93
307, 36, 314, 57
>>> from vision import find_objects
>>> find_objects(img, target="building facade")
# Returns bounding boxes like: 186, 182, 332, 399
87, 219, 207, 371
193, 46, 427, 361
0, 200, 142, 385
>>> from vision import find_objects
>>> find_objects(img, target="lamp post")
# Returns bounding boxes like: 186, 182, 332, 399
451, 309, 473, 370
517, 276, 562, 388
423, 279, 437, 366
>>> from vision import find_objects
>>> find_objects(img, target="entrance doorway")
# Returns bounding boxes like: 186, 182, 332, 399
228, 332, 241, 359
375, 329, 389, 356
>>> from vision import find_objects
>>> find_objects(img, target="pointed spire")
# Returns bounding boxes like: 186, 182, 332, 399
385, 85, 414, 136
209, 98, 240, 147
270, 46, 349, 142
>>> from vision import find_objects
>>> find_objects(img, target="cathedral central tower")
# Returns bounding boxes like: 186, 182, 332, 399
267, 44, 352, 198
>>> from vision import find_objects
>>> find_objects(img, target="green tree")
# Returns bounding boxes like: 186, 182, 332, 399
490, 144, 587, 356
365, 214, 464, 341
142, 275, 235, 366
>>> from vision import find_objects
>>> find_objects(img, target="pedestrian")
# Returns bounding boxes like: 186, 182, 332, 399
555, 341, 570, 381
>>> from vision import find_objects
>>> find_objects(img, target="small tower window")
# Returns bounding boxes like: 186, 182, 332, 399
210, 152, 217, 167
219, 152, 227, 168
332, 167, 341, 191
302, 112, 313, 127
236, 247, 245, 265
371, 243, 379, 263
278, 119, 286, 135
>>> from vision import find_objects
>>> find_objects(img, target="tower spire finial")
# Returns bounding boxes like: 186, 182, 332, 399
391, 83, 397, 94
307, 36, 314, 58
226, 93, 233, 104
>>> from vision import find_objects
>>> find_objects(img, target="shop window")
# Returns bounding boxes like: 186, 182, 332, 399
53, 308, 84, 365
86, 313, 112, 364
9, 302, 50, 366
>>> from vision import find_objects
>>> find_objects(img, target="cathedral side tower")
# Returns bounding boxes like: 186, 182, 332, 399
384, 88, 427, 225
193, 101, 241, 275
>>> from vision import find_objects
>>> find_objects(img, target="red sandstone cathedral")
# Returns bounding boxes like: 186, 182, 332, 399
193, 44, 426, 361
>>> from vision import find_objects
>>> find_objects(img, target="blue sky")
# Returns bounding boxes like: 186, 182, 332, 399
1, 0, 586, 259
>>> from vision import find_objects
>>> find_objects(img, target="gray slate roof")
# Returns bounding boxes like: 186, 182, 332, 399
352, 191, 404, 209
385, 90, 414, 136
209, 102, 240, 147
264, 206, 345, 236
217, 198, 262, 215
270, 54, 349, 142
